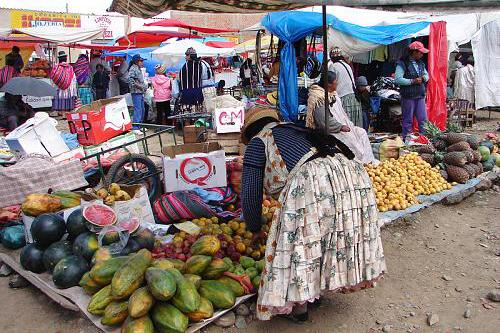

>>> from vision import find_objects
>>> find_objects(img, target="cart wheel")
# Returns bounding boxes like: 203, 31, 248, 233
105, 154, 161, 202
196, 131, 207, 143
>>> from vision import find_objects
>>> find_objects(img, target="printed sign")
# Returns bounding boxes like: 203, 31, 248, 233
10, 10, 81, 29
214, 107, 244, 134
81, 15, 125, 40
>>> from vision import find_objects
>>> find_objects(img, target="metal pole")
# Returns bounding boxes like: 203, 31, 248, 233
322, 5, 329, 136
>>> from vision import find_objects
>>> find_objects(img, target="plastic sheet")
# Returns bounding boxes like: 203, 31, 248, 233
426, 21, 448, 131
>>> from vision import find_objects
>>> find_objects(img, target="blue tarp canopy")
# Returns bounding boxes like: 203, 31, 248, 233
262, 11, 430, 121
106, 47, 185, 77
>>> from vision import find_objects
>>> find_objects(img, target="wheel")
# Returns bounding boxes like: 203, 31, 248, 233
196, 130, 207, 143
105, 154, 161, 202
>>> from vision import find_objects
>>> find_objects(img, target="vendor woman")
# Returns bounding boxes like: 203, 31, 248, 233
307, 71, 377, 164
241, 107, 386, 321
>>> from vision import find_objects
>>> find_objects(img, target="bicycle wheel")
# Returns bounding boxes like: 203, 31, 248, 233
105, 154, 161, 202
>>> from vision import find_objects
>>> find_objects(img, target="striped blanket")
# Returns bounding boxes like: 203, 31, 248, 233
50, 63, 75, 90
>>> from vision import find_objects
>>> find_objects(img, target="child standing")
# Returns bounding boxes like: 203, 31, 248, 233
151, 64, 172, 126
92, 64, 110, 101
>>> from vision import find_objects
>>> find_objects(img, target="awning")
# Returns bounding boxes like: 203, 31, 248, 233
205, 41, 236, 48
11, 27, 104, 44
109, 0, 500, 18
152, 39, 235, 66
235, 35, 279, 53
61, 43, 134, 51
116, 30, 194, 47
144, 18, 238, 33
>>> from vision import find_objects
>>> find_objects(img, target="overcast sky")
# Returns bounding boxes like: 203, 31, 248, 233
1, 0, 112, 14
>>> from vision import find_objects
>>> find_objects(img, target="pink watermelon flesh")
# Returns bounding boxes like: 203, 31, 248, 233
82, 204, 116, 227
117, 218, 140, 233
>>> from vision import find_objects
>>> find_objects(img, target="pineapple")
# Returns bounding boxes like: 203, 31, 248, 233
472, 150, 482, 163
439, 169, 448, 181
474, 162, 484, 175
420, 153, 435, 165
443, 152, 467, 166
423, 121, 443, 142
463, 164, 476, 178
416, 144, 436, 154
446, 141, 471, 152
442, 132, 468, 145
466, 135, 480, 150
434, 139, 447, 152
446, 165, 470, 184
463, 150, 475, 163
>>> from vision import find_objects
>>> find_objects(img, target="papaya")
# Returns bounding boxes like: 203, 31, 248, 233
240, 256, 255, 269
90, 256, 129, 286
111, 249, 152, 299
187, 297, 214, 322
183, 274, 202, 289
199, 280, 236, 309
128, 287, 155, 318
121, 316, 131, 333
165, 268, 184, 283
21, 193, 61, 217
252, 275, 261, 290
222, 257, 234, 271
185, 255, 212, 275
171, 278, 201, 313
202, 258, 230, 279
145, 268, 177, 301
91, 247, 114, 266
88, 285, 114, 315
190, 235, 220, 256
150, 259, 174, 270
101, 300, 129, 326
217, 276, 245, 297
151, 302, 188, 333
125, 315, 154, 333
255, 259, 265, 273
79, 272, 102, 295
52, 191, 81, 209
166, 258, 186, 273
245, 267, 259, 279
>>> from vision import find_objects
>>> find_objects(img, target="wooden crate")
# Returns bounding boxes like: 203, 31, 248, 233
183, 125, 206, 143
207, 131, 241, 155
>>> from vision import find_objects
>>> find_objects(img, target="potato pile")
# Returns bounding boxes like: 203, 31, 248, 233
366, 152, 451, 212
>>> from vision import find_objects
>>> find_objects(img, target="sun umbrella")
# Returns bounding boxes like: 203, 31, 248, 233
0, 77, 56, 97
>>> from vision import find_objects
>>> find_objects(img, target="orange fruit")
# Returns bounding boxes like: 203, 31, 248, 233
236, 242, 246, 254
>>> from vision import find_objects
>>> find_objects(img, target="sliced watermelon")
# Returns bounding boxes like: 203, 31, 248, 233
82, 204, 116, 232
116, 217, 140, 234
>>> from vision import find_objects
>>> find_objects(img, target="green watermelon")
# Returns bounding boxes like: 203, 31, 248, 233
52, 255, 89, 289
133, 228, 155, 250
1, 225, 26, 249
20, 244, 46, 273
30, 213, 66, 247
72, 232, 98, 261
43, 240, 73, 272
66, 209, 88, 239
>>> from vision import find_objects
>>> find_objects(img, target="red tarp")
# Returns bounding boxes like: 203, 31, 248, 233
144, 19, 238, 33
116, 30, 193, 46
426, 21, 448, 130
205, 41, 236, 48
61, 43, 134, 51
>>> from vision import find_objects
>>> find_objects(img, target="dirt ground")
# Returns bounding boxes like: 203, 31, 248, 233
0, 111, 498, 333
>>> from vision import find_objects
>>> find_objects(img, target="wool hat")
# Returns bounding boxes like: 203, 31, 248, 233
58, 51, 67, 59
185, 47, 197, 56
355, 76, 368, 87
132, 54, 146, 62
240, 107, 280, 144
155, 64, 167, 74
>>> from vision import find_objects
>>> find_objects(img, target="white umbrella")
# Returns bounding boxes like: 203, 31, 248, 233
152, 39, 235, 66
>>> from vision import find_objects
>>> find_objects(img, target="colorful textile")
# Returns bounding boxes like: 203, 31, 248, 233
340, 93, 363, 128
0, 65, 16, 87
73, 55, 91, 85
50, 63, 75, 90
253, 125, 386, 320
154, 191, 215, 224
78, 87, 92, 105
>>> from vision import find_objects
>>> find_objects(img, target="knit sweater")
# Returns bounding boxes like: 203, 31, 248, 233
241, 125, 313, 232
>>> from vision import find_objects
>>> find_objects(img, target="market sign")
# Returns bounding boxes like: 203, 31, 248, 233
214, 107, 245, 134
10, 10, 81, 29
81, 15, 126, 40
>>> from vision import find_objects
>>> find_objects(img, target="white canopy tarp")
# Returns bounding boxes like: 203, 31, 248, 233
0, 27, 104, 44
152, 39, 235, 66
472, 19, 500, 109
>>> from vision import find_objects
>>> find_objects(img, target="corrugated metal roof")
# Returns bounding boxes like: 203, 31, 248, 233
109, 0, 500, 18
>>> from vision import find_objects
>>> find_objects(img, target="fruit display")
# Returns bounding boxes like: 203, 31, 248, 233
366, 153, 451, 212
226, 157, 243, 195
78, 248, 262, 332
422, 123, 495, 183
94, 183, 133, 206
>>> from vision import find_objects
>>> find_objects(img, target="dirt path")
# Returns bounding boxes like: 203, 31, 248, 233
0, 188, 498, 333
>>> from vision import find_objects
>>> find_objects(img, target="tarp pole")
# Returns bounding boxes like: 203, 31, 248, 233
322, 5, 329, 136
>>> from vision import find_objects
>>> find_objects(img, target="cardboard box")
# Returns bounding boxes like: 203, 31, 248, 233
163, 143, 227, 192
6, 115, 69, 158
106, 184, 155, 226
213, 107, 244, 134
183, 125, 206, 144
52, 147, 85, 163
68, 97, 132, 146
83, 131, 139, 162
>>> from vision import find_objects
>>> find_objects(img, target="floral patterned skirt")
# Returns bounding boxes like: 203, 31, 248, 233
256, 154, 386, 320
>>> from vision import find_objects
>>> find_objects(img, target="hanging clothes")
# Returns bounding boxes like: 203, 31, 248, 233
371, 46, 388, 62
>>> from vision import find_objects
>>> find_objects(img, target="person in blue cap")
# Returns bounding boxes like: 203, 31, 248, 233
128, 54, 147, 130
